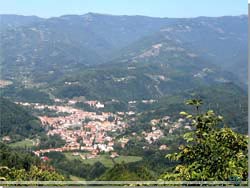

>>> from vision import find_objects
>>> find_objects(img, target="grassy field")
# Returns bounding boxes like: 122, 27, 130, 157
114, 155, 142, 164
82, 155, 114, 168
69, 175, 85, 181
64, 152, 142, 168
82, 155, 143, 168
64, 152, 88, 161
9, 139, 34, 148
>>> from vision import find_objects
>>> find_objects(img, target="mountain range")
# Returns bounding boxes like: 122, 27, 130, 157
0, 13, 247, 103
0, 13, 248, 181
0, 13, 247, 77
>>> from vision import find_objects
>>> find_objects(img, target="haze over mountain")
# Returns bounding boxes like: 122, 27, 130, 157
0, 13, 247, 83
0, 13, 247, 108
0, 12, 248, 181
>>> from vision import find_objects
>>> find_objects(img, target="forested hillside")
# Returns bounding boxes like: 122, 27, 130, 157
0, 13, 247, 182
0, 97, 44, 141
0, 143, 64, 181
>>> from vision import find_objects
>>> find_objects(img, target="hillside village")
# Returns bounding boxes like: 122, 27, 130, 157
15, 98, 191, 160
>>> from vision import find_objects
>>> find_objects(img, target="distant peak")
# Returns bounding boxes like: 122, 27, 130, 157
84, 12, 96, 16
82, 12, 122, 17
82, 12, 104, 17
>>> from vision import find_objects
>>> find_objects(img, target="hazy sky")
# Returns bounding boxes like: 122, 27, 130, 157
0, 0, 247, 18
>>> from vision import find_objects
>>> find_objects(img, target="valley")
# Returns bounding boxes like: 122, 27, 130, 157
11, 96, 189, 162
0, 12, 248, 182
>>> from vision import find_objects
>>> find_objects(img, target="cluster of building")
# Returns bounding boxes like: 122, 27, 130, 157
150, 116, 191, 134
168, 118, 192, 133
83, 100, 105, 108
0, 80, 13, 88
23, 102, 130, 158
15, 99, 193, 161
142, 128, 164, 144
140, 115, 192, 145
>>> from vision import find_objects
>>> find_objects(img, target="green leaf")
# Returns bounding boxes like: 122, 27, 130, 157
180, 111, 188, 116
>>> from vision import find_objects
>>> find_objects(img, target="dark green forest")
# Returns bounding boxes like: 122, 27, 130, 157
0, 143, 64, 181
0, 97, 44, 141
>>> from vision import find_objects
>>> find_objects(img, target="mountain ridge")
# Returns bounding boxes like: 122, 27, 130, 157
1, 13, 247, 19
0, 13, 247, 103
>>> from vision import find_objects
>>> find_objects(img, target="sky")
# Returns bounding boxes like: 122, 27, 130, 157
0, 0, 247, 18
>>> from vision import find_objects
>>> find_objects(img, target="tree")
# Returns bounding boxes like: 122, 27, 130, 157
0, 165, 64, 181
0, 143, 64, 181
107, 115, 115, 122
185, 99, 203, 114
161, 100, 248, 181
99, 162, 154, 181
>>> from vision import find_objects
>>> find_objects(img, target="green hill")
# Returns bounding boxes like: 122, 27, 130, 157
0, 97, 44, 141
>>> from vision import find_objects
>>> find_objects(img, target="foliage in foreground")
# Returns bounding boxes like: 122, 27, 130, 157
161, 100, 248, 181
0, 143, 64, 181
0, 166, 64, 181
99, 162, 154, 180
